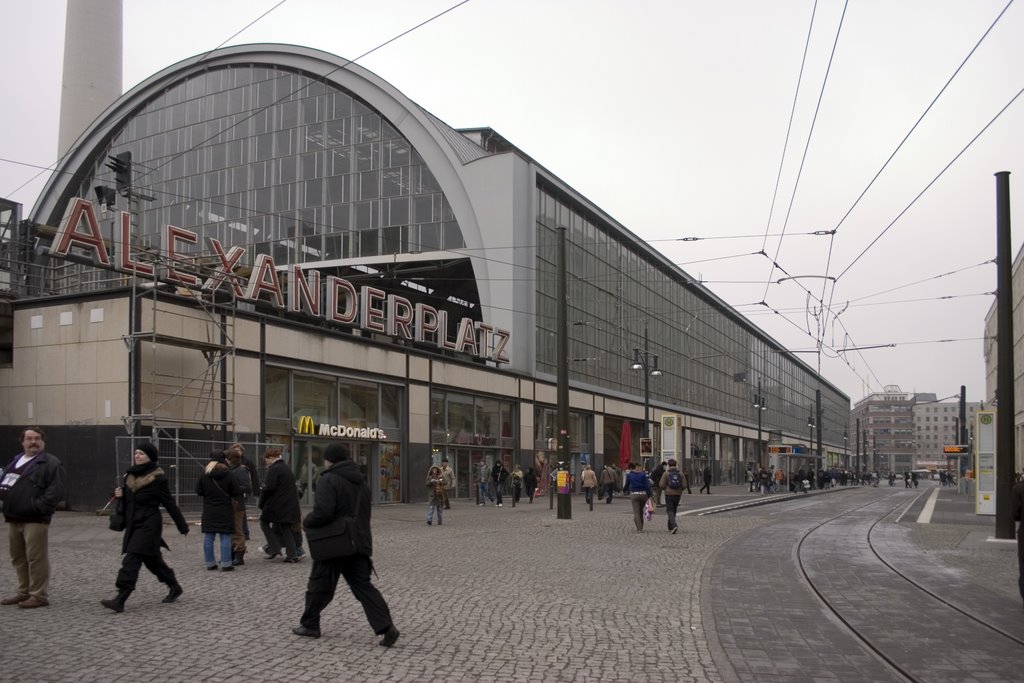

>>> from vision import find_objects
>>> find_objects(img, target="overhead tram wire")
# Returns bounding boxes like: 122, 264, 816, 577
3, 1, 475, 202
834, 83, 1024, 283
1, 0, 293, 202
819, 0, 1015, 319
759, 0, 849, 307
130, 0, 473, 189
758, 0, 820, 281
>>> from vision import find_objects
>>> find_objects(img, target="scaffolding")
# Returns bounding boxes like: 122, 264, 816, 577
122, 244, 238, 444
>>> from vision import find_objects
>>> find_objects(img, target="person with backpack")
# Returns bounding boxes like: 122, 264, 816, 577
659, 459, 685, 534
650, 461, 667, 507
600, 465, 617, 503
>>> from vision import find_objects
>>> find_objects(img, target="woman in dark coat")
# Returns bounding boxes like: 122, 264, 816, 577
196, 451, 241, 571
258, 448, 302, 562
523, 467, 538, 503
101, 442, 189, 612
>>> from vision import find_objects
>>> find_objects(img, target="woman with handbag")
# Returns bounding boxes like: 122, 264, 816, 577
101, 442, 190, 612
196, 451, 242, 571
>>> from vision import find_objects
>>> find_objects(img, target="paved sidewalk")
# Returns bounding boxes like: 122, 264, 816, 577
2, 483, 1015, 683
1, 491, 761, 683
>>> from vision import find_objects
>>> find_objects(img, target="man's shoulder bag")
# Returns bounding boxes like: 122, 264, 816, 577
305, 479, 360, 560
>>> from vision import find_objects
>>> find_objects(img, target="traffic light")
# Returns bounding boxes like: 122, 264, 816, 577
105, 151, 132, 195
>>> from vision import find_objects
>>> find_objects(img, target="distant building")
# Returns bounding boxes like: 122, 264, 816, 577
983, 243, 1024, 475
851, 386, 916, 473
911, 397, 981, 469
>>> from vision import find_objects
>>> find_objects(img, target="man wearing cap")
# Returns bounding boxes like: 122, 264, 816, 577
258, 448, 302, 562
292, 443, 399, 647
1, 427, 65, 608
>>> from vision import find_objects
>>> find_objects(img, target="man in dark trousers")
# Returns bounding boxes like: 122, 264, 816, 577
1011, 473, 1024, 610
699, 464, 712, 494
292, 443, 399, 647
258, 448, 301, 562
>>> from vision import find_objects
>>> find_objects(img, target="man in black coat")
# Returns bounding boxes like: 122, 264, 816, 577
1, 427, 65, 608
1011, 473, 1024, 610
258, 448, 301, 562
292, 443, 399, 647
700, 464, 712, 494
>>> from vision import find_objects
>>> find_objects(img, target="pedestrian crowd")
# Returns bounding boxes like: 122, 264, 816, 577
0, 427, 399, 648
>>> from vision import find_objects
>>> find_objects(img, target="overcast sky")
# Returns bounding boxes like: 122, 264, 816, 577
2, 0, 1022, 405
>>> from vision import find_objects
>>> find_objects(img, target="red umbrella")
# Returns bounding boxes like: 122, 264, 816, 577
619, 421, 632, 469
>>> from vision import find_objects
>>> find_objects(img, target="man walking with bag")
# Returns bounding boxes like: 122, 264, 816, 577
292, 443, 399, 647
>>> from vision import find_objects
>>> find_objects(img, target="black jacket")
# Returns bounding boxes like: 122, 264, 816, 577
523, 468, 538, 489
1, 451, 65, 523
196, 462, 241, 534
120, 463, 189, 555
258, 459, 301, 524
303, 460, 373, 556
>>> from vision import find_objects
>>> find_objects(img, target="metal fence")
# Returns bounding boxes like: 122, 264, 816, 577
114, 436, 279, 516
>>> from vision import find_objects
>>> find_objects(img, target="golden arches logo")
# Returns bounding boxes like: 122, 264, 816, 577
296, 416, 316, 435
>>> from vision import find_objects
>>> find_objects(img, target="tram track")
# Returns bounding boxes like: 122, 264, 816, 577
795, 490, 1024, 683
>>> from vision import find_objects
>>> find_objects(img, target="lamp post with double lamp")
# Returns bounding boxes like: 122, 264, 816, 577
753, 379, 767, 473
631, 325, 662, 468
843, 431, 848, 470
807, 409, 816, 489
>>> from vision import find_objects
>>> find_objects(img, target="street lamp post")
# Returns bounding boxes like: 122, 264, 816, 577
807, 409, 816, 488
843, 431, 848, 469
631, 324, 662, 467
753, 379, 767, 467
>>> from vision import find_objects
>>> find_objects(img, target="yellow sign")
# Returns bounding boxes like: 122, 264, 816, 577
296, 415, 316, 435
557, 471, 568, 488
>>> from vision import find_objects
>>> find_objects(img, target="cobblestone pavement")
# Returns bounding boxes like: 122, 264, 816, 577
2, 484, 1016, 683
1, 489, 762, 683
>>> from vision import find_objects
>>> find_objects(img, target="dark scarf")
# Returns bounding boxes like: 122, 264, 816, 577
127, 461, 158, 476
125, 461, 164, 492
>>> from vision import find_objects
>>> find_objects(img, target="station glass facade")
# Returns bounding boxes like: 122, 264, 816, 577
535, 185, 848, 450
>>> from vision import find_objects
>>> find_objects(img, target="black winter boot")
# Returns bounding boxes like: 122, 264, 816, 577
162, 582, 183, 603
101, 590, 132, 613
232, 550, 245, 566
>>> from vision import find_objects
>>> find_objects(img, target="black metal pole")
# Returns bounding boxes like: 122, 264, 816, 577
815, 389, 822, 471
756, 379, 762, 467
959, 385, 967, 445
995, 171, 1014, 539
556, 225, 571, 520
855, 418, 861, 473
642, 326, 651, 442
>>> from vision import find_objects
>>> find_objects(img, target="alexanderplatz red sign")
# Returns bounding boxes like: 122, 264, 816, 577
47, 198, 511, 365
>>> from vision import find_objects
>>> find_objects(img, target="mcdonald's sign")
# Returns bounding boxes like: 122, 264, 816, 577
296, 416, 316, 435
294, 415, 389, 440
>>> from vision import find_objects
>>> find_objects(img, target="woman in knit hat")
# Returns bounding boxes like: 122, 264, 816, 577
101, 442, 190, 612
196, 450, 242, 571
